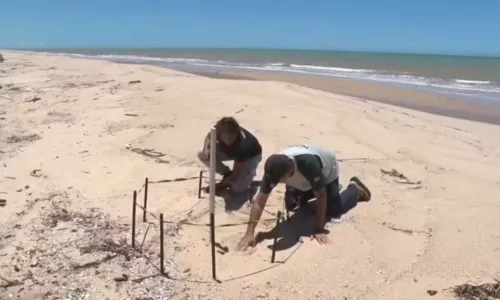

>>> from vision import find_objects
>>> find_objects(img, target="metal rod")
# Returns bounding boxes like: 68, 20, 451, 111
209, 127, 217, 280
160, 213, 165, 274
143, 177, 149, 222
198, 170, 203, 199
210, 213, 216, 280
271, 210, 282, 263
209, 127, 216, 214
132, 190, 137, 248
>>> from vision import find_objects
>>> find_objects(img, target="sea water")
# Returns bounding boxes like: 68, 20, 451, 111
19, 48, 500, 106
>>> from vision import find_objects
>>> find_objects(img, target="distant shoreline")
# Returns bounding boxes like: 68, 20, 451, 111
3, 48, 500, 106
3, 49, 500, 126
3, 47, 499, 58
3, 46, 500, 300
188, 70, 500, 126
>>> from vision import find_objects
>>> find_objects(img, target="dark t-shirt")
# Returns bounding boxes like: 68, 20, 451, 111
218, 127, 262, 161
260, 153, 326, 194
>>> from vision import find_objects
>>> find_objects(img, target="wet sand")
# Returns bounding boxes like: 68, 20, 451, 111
191, 71, 500, 125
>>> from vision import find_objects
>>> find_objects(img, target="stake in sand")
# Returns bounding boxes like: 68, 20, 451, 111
271, 211, 282, 263
209, 127, 217, 281
160, 213, 165, 274
198, 170, 203, 199
131, 190, 137, 248
143, 177, 149, 222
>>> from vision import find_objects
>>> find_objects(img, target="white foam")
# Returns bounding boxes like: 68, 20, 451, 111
454, 79, 491, 84
289, 63, 372, 73
185, 61, 500, 94
15, 50, 500, 98
94, 54, 209, 64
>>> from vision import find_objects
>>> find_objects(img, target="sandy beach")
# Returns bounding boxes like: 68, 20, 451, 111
1, 51, 500, 300
191, 71, 500, 126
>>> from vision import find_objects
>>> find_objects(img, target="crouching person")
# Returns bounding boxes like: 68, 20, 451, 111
236, 144, 371, 249
197, 117, 262, 196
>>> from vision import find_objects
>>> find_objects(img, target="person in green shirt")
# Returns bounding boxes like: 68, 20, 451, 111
237, 144, 371, 249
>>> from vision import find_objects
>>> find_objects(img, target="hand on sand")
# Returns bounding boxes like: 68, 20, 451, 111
311, 228, 329, 245
236, 234, 256, 251
311, 233, 329, 244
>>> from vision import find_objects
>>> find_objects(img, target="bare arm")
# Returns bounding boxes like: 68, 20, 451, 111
219, 160, 244, 186
314, 187, 327, 231
244, 192, 269, 236
244, 174, 274, 236
202, 131, 211, 154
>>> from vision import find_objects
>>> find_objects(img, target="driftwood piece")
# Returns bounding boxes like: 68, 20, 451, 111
129, 148, 169, 164
380, 168, 422, 185
25, 96, 41, 103
72, 254, 118, 270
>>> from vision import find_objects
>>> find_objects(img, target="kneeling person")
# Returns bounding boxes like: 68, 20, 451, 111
197, 117, 262, 195
237, 144, 370, 248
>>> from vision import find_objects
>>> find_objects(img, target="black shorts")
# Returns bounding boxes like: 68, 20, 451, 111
284, 178, 343, 218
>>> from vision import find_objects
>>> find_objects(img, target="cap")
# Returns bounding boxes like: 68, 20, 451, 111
264, 154, 293, 186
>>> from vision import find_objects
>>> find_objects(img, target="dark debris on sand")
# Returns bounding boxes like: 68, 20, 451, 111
6, 133, 41, 143
451, 280, 500, 300
380, 168, 422, 186
1, 194, 177, 299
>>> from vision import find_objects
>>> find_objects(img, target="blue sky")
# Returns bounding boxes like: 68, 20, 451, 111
1, 0, 499, 55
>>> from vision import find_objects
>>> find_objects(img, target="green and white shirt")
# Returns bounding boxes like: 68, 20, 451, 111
260, 144, 339, 193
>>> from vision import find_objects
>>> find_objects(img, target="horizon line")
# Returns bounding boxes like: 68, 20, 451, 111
2, 46, 499, 59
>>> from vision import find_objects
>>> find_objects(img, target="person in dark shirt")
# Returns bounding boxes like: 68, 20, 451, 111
236, 144, 371, 249
197, 117, 262, 195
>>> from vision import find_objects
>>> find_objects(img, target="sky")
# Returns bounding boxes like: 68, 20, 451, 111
1, 0, 499, 55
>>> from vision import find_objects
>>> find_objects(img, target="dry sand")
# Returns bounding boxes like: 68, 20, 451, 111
193, 71, 500, 126
1, 51, 500, 300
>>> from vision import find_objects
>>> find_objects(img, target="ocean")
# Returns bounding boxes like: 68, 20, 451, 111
20, 48, 500, 105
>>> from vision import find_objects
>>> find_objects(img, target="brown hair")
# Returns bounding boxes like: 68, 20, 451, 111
215, 116, 241, 135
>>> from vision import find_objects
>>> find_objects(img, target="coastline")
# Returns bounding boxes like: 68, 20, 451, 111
189, 70, 500, 126
3, 48, 500, 110
1, 51, 500, 300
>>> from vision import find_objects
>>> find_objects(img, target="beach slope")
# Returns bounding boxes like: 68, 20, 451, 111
1, 52, 500, 300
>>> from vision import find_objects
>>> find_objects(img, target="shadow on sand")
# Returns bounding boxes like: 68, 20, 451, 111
221, 180, 261, 211
256, 183, 367, 252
